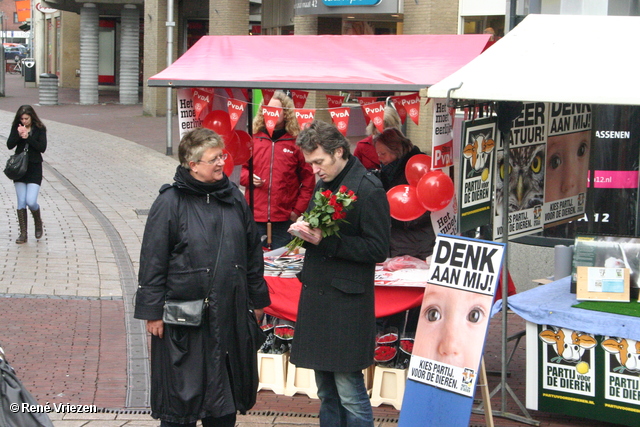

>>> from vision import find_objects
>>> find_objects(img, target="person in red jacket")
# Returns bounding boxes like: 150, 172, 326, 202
240, 91, 315, 250
353, 105, 401, 171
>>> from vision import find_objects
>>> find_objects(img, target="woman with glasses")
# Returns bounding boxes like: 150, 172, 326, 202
6, 104, 47, 244
135, 127, 271, 427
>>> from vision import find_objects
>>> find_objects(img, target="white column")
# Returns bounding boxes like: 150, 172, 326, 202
79, 3, 99, 104
119, 5, 140, 104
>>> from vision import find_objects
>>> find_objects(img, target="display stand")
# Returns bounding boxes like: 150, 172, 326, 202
492, 124, 539, 426
257, 352, 289, 395
284, 361, 318, 399
369, 366, 407, 410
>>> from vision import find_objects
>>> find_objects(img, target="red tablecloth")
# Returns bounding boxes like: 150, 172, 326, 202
263, 276, 425, 322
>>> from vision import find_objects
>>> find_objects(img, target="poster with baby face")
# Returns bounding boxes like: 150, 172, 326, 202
543, 103, 591, 227
400, 235, 504, 426
407, 235, 504, 390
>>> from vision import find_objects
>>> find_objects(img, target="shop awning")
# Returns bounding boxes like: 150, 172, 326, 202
148, 34, 491, 91
428, 14, 640, 106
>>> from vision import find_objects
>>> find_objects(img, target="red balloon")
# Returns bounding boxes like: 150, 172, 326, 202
415, 170, 455, 212
405, 154, 432, 187
202, 110, 233, 140
386, 185, 427, 221
233, 130, 253, 165
223, 149, 235, 176
223, 131, 240, 160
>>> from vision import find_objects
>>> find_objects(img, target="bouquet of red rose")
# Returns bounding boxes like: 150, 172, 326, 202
285, 185, 357, 253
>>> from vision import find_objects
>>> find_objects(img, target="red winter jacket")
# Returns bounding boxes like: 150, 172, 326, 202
240, 131, 315, 222
353, 135, 380, 171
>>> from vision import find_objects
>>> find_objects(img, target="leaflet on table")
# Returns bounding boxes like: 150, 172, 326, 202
374, 269, 429, 287
571, 235, 640, 291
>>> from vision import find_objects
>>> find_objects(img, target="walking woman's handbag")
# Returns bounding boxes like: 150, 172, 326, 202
162, 209, 224, 327
4, 145, 28, 180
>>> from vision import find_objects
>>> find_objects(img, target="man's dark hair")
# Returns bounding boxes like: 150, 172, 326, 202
296, 120, 350, 160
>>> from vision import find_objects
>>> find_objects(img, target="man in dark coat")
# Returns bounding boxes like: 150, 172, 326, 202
289, 120, 390, 427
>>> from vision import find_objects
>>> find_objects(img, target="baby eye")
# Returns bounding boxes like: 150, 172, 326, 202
467, 308, 484, 323
577, 142, 588, 157
549, 154, 562, 170
425, 307, 441, 322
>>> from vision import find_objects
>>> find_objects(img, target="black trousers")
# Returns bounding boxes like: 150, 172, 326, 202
160, 413, 236, 427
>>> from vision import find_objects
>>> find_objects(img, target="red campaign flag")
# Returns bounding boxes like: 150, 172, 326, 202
290, 90, 309, 109
227, 98, 247, 129
295, 108, 316, 130
262, 105, 282, 137
390, 97, 408, 124
192, 88, 215, 120
329, 107, 350, 136
262, 89, 276, 105
326, 94, 344, 108
363, 101, 386, 134
357, 97, 377, 125
392, 93, 421, 125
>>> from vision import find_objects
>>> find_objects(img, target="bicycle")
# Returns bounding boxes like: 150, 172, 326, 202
8, 58, 22, 75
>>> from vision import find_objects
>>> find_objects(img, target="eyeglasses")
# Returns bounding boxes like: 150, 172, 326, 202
198, 153, 228, 165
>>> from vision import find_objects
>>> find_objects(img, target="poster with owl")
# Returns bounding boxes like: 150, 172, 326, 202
493, 102, 547, 240
459, 117, 497, 233
543, 103, 591, 227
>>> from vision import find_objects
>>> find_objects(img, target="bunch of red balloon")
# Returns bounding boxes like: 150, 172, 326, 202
386, 154, 455, 221
201, 110, 253, 176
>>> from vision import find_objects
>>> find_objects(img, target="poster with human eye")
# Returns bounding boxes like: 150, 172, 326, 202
543, 103, 591, 227
493, 102, 547, 240
399, 235, 504, 427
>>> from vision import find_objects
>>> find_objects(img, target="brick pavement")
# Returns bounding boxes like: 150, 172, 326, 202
0, 74, 625, 426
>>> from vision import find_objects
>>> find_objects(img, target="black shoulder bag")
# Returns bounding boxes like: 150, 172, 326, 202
162, 208, 224, 327
4, 144, 29, 181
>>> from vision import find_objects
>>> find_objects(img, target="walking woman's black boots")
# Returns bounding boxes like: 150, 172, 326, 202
31, 208, 43, 239
16, 209, 27, 244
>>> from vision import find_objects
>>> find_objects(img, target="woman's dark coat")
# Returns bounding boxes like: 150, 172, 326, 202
134, 167, 271, 424
290, 159, 390, 372
6, 125, 47, 185
379, 145, 436, 259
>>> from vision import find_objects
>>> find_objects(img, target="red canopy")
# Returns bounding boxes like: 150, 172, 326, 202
148, 34, 491, 91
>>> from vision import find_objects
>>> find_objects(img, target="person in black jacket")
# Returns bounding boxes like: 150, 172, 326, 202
289, 120, 390, 427
6, 105, 47, 244
134, 127, 271, 427
374, 127, 436, 259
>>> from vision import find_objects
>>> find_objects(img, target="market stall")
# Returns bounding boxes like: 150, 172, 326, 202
264, 276, 426, 322
427, 13, 640, 426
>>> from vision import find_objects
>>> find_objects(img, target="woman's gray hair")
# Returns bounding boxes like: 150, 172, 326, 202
178, 127, 225, 168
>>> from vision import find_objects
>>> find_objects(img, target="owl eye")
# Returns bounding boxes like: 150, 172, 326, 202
531, 154, 543, 173
549, 154, 562, 170
577, 142, 588, 157
499, 163, 512, 180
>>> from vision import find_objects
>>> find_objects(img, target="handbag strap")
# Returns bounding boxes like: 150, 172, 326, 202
204, 206, 225, 305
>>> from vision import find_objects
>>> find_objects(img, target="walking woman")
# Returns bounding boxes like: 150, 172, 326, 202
6, 105, 46, 244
